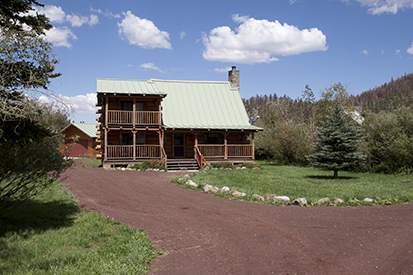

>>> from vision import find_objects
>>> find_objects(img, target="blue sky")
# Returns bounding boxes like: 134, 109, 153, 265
34, 0, 413, 123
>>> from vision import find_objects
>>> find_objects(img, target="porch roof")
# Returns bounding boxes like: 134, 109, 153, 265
97, 78, 167, 96
152, 79, 263, 131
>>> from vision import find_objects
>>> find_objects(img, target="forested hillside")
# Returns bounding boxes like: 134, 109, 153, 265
243, 76, 413, 174
243, 73, 413, 117
349, 73, 413, 113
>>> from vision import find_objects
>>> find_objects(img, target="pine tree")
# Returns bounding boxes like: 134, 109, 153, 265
306, 101, 365, 178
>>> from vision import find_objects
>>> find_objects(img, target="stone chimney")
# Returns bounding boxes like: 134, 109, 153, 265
228, 66, 239, 89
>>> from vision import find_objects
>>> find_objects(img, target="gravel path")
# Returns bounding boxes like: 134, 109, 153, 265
61, 163, 413, 274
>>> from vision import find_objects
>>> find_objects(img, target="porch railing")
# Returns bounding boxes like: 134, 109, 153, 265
107, 145, 161, 160
197, 144, 253, 159
227, 145, 253, 157
194, 145, 209, 169
107, 111, 160, 125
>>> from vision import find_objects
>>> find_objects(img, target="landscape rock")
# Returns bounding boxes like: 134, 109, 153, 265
186, 180, 198, 188
231, 190, 246, 197
293, 198, 307, 206
201, 184, 220, 193
266, 194, 277, 201
274, 196, 290, 203
241, 167, 247, 170
182, 174, 190, 180
221, 187, 230, 195
334, 198, 344, 204
363, 198, 374, 203
252, 194, 265, 201
318, 197, 331, 204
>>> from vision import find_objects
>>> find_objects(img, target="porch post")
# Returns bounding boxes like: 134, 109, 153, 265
104, 96, 108, 162
158, 99, 162, 125
224, 131, 228, 160
252, 132, 255, 160
104, 128, 107, 162
157, 129, 163, 159
132, 130, 136, 161
132, 97, 136, 126
105, 96, 108, 126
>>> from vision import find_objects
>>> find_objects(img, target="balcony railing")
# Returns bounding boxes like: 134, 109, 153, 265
107, 111, 160, 125
197, 144, 253, 159
106, 145, 161, 160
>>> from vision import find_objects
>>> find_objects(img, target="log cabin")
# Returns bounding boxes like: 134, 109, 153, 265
61, 122, 99, 158
96, 66, 263, 169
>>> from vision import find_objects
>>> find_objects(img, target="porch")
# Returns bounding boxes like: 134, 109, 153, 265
107, 110, 160, 125
105, 144, 254, 165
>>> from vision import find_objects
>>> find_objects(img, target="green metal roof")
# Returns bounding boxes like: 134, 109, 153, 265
62, 123, 98, 138
97, 78, 167, 96
152, 79, 262, 131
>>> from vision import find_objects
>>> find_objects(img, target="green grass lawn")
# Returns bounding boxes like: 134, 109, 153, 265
0, 180, 156, 274
183, 161, 413, 205
72, 158, 101, 165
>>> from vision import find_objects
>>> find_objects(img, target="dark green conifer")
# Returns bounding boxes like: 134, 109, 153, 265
306, 101, 365, 178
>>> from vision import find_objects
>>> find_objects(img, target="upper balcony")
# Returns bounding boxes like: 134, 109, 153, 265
107, 110, 161, 126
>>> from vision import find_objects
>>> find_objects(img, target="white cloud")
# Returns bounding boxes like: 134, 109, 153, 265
408, 42, 413, 54
89, 14, 99, 26
66, 14, 90, 27
31, 5, 98, 47
180, 31, 186, 39
35, 5, 66, 23
361, 49, 368, 55
90, 7, 121, 19
213, 67, 232, 73
395, 49, 401, 54
139, 62, 165, 73
43, 27, 77, 48
202, 14, 327, 64
343, 0, 413, 14
61, 93, 97, 114
34, 5, 98, 26
118, 11, 172, 49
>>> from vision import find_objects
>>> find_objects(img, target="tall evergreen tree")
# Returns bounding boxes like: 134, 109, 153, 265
0, 1, 70, 213
306, 101, 365, 178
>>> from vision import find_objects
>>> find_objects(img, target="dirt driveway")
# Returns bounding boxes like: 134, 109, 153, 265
61, 163, 413, 274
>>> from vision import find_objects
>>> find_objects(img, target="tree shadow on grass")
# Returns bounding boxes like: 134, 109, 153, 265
305, 175, 358, 180
0, 199, 80, 237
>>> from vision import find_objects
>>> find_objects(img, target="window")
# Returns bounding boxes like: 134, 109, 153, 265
203, 133, 224, 144
121, 101, 133, 111
121, 132, 145, 145
121, 101, 145, 111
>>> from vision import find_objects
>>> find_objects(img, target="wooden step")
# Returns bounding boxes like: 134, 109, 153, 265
167, 159, 199, 170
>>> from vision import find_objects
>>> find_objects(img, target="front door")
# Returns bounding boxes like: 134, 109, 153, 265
174, 134, 184, 158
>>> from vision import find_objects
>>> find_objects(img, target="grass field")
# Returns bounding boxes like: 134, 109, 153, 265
182, 161, 413, 205
0, 180, 156, 274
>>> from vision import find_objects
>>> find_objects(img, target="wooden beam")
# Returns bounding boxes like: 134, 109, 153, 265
224, 132, 228, 160
252, 132, 255, 160
104, 96, 108, 127
104, 128, 108, 162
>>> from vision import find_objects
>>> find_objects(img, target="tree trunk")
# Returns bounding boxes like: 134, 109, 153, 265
334, 170, 338, 178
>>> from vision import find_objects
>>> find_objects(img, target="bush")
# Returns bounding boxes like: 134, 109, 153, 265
211, 162, 234, 169
131, 160, 166, 171
362, 107, 413, 174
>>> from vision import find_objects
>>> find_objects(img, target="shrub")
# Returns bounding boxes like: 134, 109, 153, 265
211, 162, 234, 169
362, 107, 413, 174
131, 160, 166, 171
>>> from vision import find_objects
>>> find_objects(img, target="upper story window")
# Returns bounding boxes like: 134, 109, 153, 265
121, 101, 145, 111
